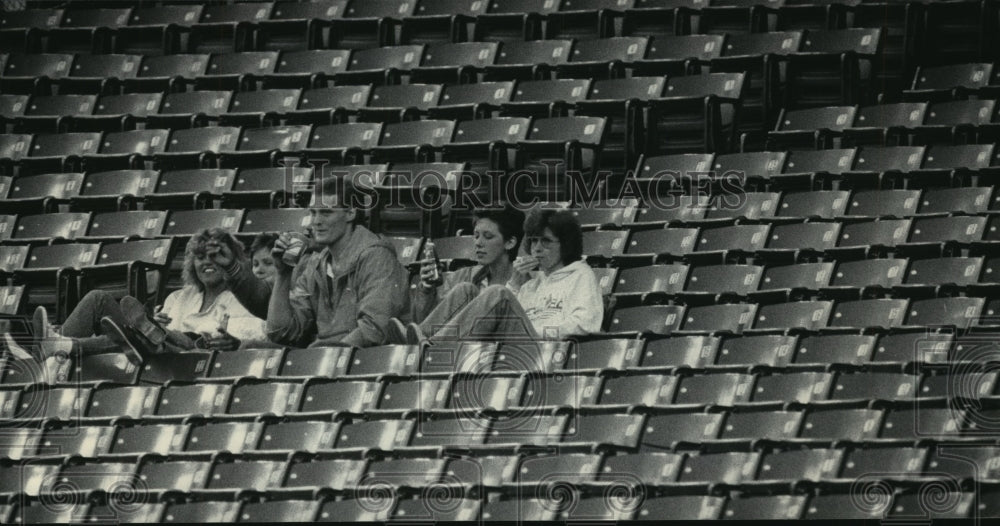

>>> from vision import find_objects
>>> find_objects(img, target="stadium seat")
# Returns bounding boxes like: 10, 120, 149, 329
143, 168, 237, 210
644, 72, 745, 154
794, 333, 876, 366
752, 371, 833, 403
256, 0, 348, 52
185, 421, 261, 453
4, 172, 83, 214
678, 451, 761, 484
223, 166, 313, 209
238, 501, 321, 522
768, 105, 856, 149
785, 28, 882, 109
154, 126, 241, 169
298, 379, 380, 414
258, 420, 339, 452
337, 44, 425, 85
799, 407, 883, 441
430, 81, 517, 120
640, 334, 720, 369
155, 383, 231, 417
117, 5, 204, 56
59, 54, 142, 95
599, 373, 677, 407
187, 2, 273, 55
721, 409, 803, 440
640, 413, 724, 449
710, 31, 802, 135
410, 41, 500, 84
674, 372, 754, 405
555, 36, 649, 79
715, 333, 796, 368
159, 501, 241, 523
1, 53, 74, 95
399, 0, 488, 45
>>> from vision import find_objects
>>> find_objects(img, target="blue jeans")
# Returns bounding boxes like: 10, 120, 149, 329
420, 283, 539, 342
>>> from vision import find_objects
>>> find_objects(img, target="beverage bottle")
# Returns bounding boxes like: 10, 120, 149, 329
424, 241, 443, 286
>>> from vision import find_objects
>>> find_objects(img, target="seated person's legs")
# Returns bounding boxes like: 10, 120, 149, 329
418, 282, 481, 335
428, 284, 539, 342
60, 290, 129, 338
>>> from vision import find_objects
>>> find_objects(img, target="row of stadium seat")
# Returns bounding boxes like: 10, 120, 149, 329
4, 161, 1000, 213
1, 75, 739, 125
0, 28, 879, 86
2, 0, 993, 70
3, 445, 996, 491
0, 329, 980, 381
0, 399, 994, 453
4, 137, 999, 207
8, 483, 996, 522
6, 208, 1000, 252
2, 366, 993, 419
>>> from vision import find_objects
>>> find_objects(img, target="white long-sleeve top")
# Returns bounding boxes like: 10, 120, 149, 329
509, 260, 604, 340
161, 286, 268, 341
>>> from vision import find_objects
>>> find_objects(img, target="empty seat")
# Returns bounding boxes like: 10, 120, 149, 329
555, 36, 650, 79
222, 88, 302, 127
264, 49, 352, 90
338, 45, 425, 85
329, 0, 416, 50
197, 51, 280, 90
59, 54, 142, 94
410, 42, 499, 84
154, 126, 241, 169
785, 28, 882, 109
124, 54, 210, 93
1, 53, 74, 94
117, 5, 204, 56
768, 105, 857, 149
187, 2, 274, 54
645, 72, 745, 154
256, 0, 348, 52
609, 305, 685, 335
13, 211, 90, 241
399, 0, 489, 45
631, 34, 726, 77
846, 189, 920, 218
844, 101, 927, 144
752, 300, 833, 332
486, 39, 574, 81
473, 0, 560, 42
799, 407, 884, 441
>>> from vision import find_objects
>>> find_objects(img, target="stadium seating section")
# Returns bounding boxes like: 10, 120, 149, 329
1, 0, 1000, 521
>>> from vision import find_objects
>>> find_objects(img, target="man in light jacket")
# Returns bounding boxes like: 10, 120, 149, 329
264, 174, 410, 348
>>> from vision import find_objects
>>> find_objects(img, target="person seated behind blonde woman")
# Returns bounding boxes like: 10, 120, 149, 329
2, 228, 268, 363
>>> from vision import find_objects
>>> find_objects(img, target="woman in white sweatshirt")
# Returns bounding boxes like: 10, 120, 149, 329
395, 208, 604, 343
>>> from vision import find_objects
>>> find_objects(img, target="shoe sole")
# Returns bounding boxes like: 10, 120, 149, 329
406, 323, 427, 346
3, 334, 36, 361
100, 318, 145, 367
385, 319, 408, 345
120, 296, 166, 346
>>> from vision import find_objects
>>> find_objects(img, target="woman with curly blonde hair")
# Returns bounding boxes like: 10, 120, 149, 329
3, 228, 267, 364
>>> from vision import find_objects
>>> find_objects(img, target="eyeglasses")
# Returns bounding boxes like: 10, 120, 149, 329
526, 236, 559, 249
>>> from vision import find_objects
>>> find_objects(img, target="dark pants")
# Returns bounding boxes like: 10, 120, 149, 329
61, 291, 194, 355
60, 290, 130, 356
420, 283, 539, 342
